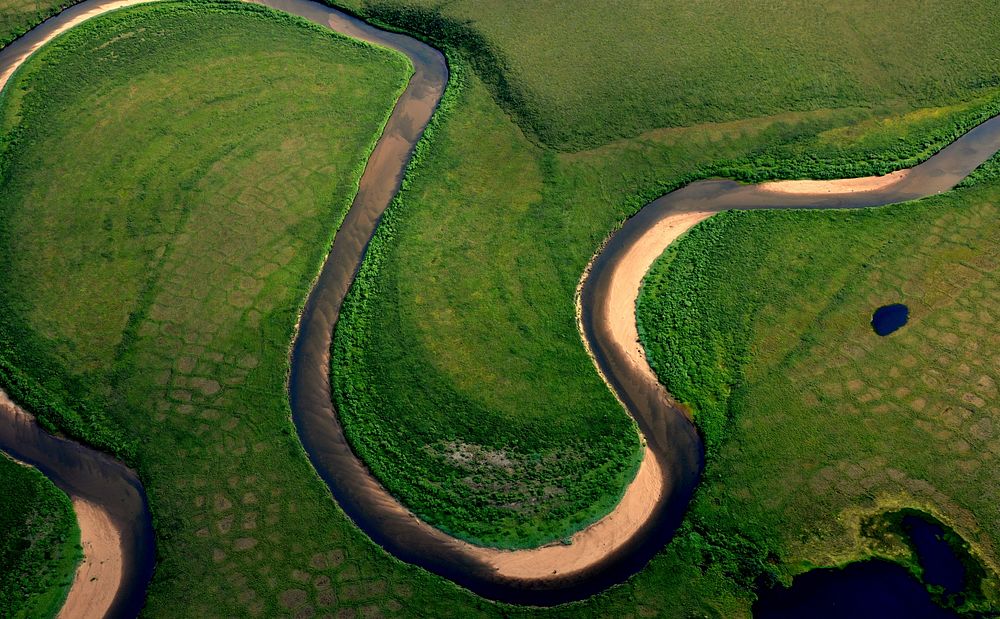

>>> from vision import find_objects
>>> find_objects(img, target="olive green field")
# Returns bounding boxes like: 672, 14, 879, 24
0, 0, 998, 617
339, 0, 1000, 150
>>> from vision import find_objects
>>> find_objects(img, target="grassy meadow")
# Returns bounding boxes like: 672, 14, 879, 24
0, 0, 998, 616
0, 5, 804, 613
637, 184, 1000, 613
335, 0, 1000, 149
0, 454, 80, 619
0, 3, 480, 615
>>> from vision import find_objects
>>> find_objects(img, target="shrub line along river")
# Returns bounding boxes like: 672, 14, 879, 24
1, 0, 1000, 614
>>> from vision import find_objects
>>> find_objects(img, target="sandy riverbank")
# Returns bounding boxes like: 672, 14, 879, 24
444, 213, 715, 582
759, 169, 909, 195
57, 499, 123, 619
604, 211, 714, 374
0, 391, 126, 619
442, 214, 715, 581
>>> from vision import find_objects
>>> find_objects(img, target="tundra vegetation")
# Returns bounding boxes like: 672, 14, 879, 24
636, 176, 1000, 614
337, 0, 1000, 150
0, 0, 998, 616
330, 0, 1000, 555
0, 454, 80, 619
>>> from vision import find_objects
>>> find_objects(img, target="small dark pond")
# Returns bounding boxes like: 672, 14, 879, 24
872, 303, 909, 336
753, 559, 960, 619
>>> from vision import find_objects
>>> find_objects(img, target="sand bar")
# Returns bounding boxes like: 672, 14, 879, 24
57, 499, 124, 619
759, 169, 909, 195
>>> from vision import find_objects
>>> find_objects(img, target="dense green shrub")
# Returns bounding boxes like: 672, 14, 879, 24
0, 455, 80, 619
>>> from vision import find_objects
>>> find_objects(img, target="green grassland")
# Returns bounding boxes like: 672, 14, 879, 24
336, 0, 1000, 149
328, 5, 1000, 549
0, 3, 472, 615
0, 454, 80, 619
637, 181, 1000, 612
0, 4, 757, 615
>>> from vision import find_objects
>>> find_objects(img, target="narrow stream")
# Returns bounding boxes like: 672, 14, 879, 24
1, 0, 1000, 612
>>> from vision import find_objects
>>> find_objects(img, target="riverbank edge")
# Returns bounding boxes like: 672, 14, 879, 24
0, 447, 81, 619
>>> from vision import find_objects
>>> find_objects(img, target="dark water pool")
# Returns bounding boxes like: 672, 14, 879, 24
754, 511, 975, 618
872, 303, 909, 336
753, 559, 960, 619
903, 514, 967, 595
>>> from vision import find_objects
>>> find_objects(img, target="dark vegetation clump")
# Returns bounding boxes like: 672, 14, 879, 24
0, 454, 80, 619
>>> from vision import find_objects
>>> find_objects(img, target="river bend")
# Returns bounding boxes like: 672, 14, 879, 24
1, 0, 1000, 612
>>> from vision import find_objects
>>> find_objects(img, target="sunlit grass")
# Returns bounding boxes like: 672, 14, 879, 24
339, 0, 1000, 149
638, 184, 1000, 613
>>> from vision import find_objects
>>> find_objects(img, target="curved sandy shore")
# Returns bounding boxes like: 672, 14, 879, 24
475, 172, 928, 580
594, 173, 933, 401
463, 446, 661, 579
571, 151, 1000, 588
603, 211, 714, 377
0, 392, 127, 619
759, 169, 909, 195
57, 499, 123, 619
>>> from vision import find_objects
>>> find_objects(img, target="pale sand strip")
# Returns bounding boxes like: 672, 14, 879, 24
1, 392, 125, 619
57, 499, 123, 619
759, 169, 909, 194
452, 214, 716, 580
606, 211, 714, 375
510, 168, 914, 578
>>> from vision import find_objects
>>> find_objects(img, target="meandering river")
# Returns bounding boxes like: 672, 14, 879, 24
2, 0, 1000, 614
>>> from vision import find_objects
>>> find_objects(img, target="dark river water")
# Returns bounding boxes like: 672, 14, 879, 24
2, 0, 1000, 612
0, 399, 154, 619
